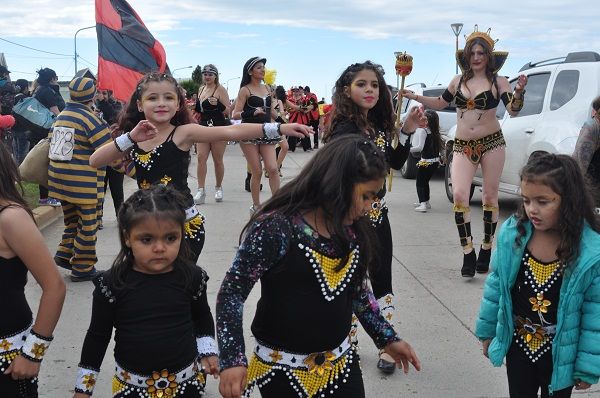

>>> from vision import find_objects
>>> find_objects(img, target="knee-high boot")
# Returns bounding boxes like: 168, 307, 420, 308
476, 205, 498, 274
455, 204, 476, 277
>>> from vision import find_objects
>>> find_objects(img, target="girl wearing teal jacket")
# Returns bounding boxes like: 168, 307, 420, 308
476, 152, 600, 397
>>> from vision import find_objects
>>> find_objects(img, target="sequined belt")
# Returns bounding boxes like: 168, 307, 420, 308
245, 337, 356, 398
253, 338, 352, 369
453, 130, 505, 164
0, 325, 31, 356
417, 157, 440, 167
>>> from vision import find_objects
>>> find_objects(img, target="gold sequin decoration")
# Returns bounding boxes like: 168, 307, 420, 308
185, 214, 205, 240
140, 180, 151, 190
527, 256, 561, 287
0, 339, 12, 351
160, 175, 172, 185
368, 198, 383, 224
135, 152, 153, 167
245, 350, 353, 398
299, 243, 359, 301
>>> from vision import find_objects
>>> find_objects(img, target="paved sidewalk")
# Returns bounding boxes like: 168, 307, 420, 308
30, 144, 600, 397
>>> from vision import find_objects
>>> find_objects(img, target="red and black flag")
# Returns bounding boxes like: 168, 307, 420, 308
95, 0, 167, 102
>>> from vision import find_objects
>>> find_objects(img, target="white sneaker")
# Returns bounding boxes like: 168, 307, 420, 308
193, 188, 206, 205
414, 201, 431, 209
414, 202, 429, 212
215, 187, 223, 202
249, 204, 258, 215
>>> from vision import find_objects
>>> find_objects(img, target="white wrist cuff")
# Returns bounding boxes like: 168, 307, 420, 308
115, 133, 135, 152
74, 365, 100, 395
262, 123, 281, 140
20, 330, 52, 362
196, 336, 219, 358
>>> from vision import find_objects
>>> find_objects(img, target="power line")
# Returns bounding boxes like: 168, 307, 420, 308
2, 53, 72, 60
0, 36, 71, 57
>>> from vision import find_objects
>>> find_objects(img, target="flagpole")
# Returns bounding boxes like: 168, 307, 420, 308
74, 25, 95, 76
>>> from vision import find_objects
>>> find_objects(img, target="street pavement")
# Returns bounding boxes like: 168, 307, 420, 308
29, 144, 600, 397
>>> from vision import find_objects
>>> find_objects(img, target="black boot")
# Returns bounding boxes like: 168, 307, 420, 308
461, 250, 477, 278
476, 247, 491, 274
244, 172, 251, 192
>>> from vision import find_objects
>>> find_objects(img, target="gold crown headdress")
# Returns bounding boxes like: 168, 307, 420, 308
464, 24, 499, 50
456, 24, 508, 74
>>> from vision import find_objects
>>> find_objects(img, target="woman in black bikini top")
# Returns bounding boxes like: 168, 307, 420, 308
402, 25, 528, 278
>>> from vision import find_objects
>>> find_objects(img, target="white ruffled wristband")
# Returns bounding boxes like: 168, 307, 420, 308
20, 330, 53, 363
114, 132, 135, 152
74, 365, 100, 396
196, 336, 219, 358
262, 123, 281, 140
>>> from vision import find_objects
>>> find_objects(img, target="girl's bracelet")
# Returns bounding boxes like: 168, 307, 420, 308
262, 123, 281, 140
114, 132, 135, 152
20, 330, 53, 363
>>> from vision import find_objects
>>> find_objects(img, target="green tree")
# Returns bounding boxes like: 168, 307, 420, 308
192, 65, 203, 85
180, 79, 200, 98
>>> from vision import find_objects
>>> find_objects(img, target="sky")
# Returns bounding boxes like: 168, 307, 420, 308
1, 0, 599, 102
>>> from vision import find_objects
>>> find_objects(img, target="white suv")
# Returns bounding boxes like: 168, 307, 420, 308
396, 84, 457, 178
444, 51, 600, 201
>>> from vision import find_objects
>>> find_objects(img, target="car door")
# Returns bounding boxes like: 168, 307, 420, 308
498, 71, 552, 187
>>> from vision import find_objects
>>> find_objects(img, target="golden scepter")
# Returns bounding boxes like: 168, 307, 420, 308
388, 51, 413, 191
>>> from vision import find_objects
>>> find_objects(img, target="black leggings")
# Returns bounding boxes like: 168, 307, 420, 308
416, 162, 439, 203
103, 167, 124, 214
506, 341, 573, 398
258, 355, 364, 397
370, 209, 393, 298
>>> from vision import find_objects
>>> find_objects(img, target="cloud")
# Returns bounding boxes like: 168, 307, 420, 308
0, 0, 596, 59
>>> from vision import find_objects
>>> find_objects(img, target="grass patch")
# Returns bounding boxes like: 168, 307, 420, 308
20, 182, 40, 210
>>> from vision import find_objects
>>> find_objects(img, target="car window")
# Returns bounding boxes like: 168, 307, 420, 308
506, 73, 551, 118
550, 70, 579, 111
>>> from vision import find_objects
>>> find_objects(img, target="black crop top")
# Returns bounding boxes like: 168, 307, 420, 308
242, 87, 271, 124
195, 86, 227, 126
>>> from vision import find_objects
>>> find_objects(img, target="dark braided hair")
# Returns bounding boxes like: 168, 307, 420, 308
324, 61, 394, 142
515, 151, 600, 266
111, 185, 195, 289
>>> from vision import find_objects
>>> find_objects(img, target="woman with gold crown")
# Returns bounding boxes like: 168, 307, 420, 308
402, 25, 528, 278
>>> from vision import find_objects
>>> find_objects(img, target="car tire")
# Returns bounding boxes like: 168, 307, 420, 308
444, 149, 475, 203
400, 155, 418, 179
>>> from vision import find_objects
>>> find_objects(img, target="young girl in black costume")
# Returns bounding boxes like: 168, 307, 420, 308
89, 72, 310, 262
217, 135, 421, 398
323, 61, 423, 374
411, 109, 443, 212
0, 143, 65, 397
73, 185, 219, 398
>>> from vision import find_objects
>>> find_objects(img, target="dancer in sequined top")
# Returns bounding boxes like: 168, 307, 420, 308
476, 152, 600, 397
89, 72, 311, 262
323, 61, 423, 374
217, 136, 420, 398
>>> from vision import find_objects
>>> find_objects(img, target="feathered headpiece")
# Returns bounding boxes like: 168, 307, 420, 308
264, 68, 277, 86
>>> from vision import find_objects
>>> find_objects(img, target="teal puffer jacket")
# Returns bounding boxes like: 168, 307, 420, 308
476, 216, 600, 392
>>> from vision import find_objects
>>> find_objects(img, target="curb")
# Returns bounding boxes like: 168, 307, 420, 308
33, 205, 62, 230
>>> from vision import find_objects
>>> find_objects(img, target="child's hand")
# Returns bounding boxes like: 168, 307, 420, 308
3, 355, 41, 380
219, 366, 247, 398
481, 339, 491, 358
129, 120, 158, 143
200, 355, 219, 378
383, 340, 421, 374
575, 379, 591, 390
280, 123, 312, 138
402, 106, 425, 134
